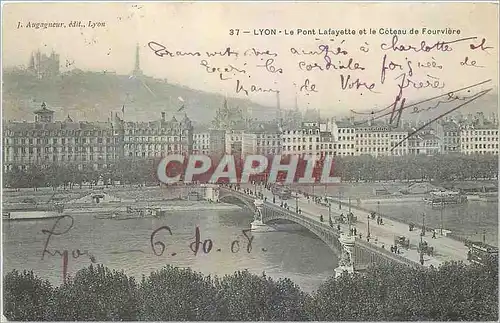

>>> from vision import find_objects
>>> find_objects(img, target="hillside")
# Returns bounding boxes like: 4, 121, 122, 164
2, 69, 277, 123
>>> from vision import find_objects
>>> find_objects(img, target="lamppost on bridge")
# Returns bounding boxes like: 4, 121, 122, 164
367, 214, 371, 239
348, 196, 351, 213
347, 210, 353, 237
295, 192, 299, 213
419, 213, 426, 266
440, 199, 444, 235
421, 213, 426, 237
328, 202, 332, 224
338, 191, 342, 210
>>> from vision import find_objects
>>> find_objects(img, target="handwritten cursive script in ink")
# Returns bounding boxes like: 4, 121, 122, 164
41, 215, 96, 283
380, 35, 477, 53
150, 225, 257, 257
392, 87, 492, 150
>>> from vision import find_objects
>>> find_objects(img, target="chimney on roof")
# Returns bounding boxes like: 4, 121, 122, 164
161, 112, 166, 121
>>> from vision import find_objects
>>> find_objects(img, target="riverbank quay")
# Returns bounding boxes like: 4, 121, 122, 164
2, 200, 240, 220
2, 184, 201, 203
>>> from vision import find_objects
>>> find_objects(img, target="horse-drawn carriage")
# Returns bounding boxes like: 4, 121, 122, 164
418, 241, 434, 256
334, 212, 357, 224
394, 235, 410, 249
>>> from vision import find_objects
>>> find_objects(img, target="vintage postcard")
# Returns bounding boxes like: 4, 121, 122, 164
1, 1, 499, 321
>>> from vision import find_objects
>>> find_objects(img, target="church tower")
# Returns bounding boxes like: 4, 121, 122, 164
133, 43, 143, 76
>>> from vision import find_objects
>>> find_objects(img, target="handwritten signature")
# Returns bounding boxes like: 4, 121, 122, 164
391, 86, 492, 150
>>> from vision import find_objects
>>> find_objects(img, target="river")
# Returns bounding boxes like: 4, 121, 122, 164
298, 183, 498, 245
3, 183, 498, 293
2, 208, 338, 294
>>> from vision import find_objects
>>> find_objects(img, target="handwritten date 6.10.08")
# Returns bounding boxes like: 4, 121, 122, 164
151, 226, 261, 257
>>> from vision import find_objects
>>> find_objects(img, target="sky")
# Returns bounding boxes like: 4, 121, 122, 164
2, 2, 499, 114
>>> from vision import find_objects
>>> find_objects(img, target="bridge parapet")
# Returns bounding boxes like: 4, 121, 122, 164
218, 186, 422, 270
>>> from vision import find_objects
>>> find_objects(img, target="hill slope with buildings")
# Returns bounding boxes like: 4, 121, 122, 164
2, 69, 276, 123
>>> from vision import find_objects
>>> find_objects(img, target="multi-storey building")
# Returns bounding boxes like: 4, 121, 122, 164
193, 125, 226, 157
123, 112, 193, 159
208, 129, 226, 157
436, 120, 461, 153
300, 122, 322, 157
282, 121, 349, 158
318, 132, 336, 157
460, 113, 499, 155
353, 120, 409, 157
3, 103, 194, 171
241, 123, 281, 156
281, 128, 304, 156
225, 128, 244, 155
193, 125, 211, 155
282, 121, 332, 158
408, 132, 440, 156
329, 120, 356, 156
3, 104, 123, 171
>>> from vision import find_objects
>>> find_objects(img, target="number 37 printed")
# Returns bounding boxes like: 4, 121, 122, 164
229, 29, 240, 35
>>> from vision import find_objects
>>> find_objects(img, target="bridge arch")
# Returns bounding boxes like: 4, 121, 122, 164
262, 207, 344, 257
218, 188, 344, 257
218, 193, 257, 215
217, 187, 419, 269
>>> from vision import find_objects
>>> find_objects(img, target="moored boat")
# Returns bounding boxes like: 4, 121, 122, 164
3, 203, 65, 221
423, 190, 467, 205
93, 206, 166, 220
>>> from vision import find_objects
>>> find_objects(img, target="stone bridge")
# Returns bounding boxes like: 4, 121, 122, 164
216, 186, 421, 274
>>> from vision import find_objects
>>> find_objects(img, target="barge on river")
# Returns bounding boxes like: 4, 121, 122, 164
2, 203, 65, 221
423, 190, 467, 206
